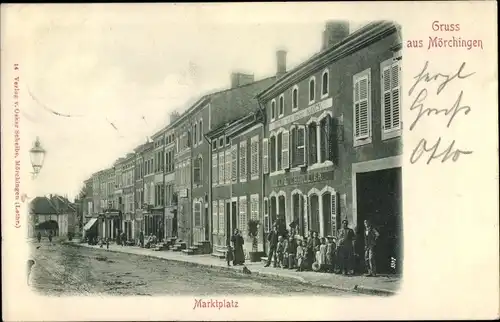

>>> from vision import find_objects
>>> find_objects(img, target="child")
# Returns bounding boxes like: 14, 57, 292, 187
281, 237, 289, 268
296, 240, 305, 272
318, 237, 328, 272
326, 237, 336, 273
106, 237, 110, 250
226, 245, 234, 266
286, 236, 297, 269
276, 236, 285, 268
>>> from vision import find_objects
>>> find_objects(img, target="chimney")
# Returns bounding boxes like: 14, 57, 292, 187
230, 72, 255, 88
276, 50, 287, 78
322, 21, 350, 50
170, 111, 180, 124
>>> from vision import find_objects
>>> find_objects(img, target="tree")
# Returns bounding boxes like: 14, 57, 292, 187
247, 219, 260, 252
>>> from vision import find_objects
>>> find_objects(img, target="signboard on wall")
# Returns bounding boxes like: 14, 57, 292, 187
270, 170, 334, 188
178, 189, 188, 198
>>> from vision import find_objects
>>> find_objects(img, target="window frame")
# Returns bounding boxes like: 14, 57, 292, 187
278, 94, 285, 118
353, 68, 372, 147
321, 68, 330, 98
309, 76, 316, 104
270, 99, 276, 121
291, 85, 299, 111
380, 55, 402, 141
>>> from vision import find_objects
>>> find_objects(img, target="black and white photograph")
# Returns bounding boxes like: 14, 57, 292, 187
2, 3, 498, 321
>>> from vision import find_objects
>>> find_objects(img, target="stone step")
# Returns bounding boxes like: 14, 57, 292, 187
181, 249, 195, 255
211, 252, 226, 259
188, 246, 199, 251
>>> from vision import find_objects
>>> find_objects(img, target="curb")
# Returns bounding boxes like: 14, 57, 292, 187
64, 242, 397, 296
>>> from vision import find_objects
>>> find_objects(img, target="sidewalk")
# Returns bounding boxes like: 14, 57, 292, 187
67, 241, 400, 296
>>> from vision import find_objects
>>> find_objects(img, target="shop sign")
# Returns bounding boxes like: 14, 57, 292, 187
271, 170, 334, 188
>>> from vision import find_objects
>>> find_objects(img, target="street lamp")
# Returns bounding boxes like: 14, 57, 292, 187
29, 137, 46, 177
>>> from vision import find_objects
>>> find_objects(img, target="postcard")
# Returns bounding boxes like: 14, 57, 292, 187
1, 2, 498, 321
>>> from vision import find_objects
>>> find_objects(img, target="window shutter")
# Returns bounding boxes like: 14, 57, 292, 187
354, 76, 370, 140
218, 152, 225, 185
270, 136, 276, 172
231, 145, 237, 182
218, 201, 225, 235
290, 128, 296, 167
382, 66, 392, 132
391, 63, 401, 130
297, 126, 306, 167
239, 142, 247, 181
225, 149, 231, 184
330, 192, 338, 236
212, 203, 218, 235
262, 138, 269, 174
303, 195, 309, 234
281, 130, 290, 170
212, 154, 218, 185
329, 117, 338, 164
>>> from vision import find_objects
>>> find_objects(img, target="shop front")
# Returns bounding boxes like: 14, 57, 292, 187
267, 166, 341, 239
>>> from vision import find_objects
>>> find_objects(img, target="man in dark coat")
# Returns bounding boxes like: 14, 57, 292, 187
337, 220, 356, 275
364, 219, 380, 276
264, 226, 279, 267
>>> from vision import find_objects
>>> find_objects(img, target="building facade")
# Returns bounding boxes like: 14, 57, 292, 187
257, 20, 402, 273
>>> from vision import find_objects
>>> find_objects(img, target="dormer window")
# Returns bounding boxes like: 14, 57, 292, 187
309, 76, 316, 104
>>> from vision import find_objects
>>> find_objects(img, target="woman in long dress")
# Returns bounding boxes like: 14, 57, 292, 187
231, 229, 245, 265
317, 238, 328, 272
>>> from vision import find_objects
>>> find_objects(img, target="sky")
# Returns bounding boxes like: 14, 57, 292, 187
6, 4, 364, 200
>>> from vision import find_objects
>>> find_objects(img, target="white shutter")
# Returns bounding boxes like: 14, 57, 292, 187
354, 73, 371, 141
262, 138, 269, 174
218, 152, 224, 185
303, 195, 309, 234
297, 126, 306, 167
212, 154, 218, 185
330, 192, 338, 236
391, 62, 401, 130
231, 145, 237, 182
239, 196, 247, 234
281, 130, 290, 170
225, 149, 231, 184
212, 202, 218, 235
382, 66, 392, 132
239, 141, 247, 181
218, 201, 225, 235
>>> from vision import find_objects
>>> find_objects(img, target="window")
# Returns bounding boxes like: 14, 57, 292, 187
281, 130, 289, 170
270, 135, 276, 172
322, 69, 329, 97
250, 194, 259, 220
250, 136, 259, 179
194, 200, 202, 227
239, 141, 247, 182
212, 203, 219, 235
193, 124, 197, 147
262, 138, 269, 174
292, 85, 299, 110
271, 99, 276, 120
309, 76, 316, 103
239, 196, 248, 235
308, 123, 318, 165
193, 157, 202, 185
276, 132, 283, 170
218, 200, 225, 235
353, 68, 372, 146
199, 120, 203, 144
224, 148, 231, 184
381, 57, 401, 140
263, 197, 269, 232
219, 137, 224, 147
231, 145, 237, 182
278, 94, 284, 117
187, 131, 191, 147
320, 114, 337, 163
212, 153, 218, 185
212, 141, 217, 150
218, 152, 225, 185
225, 137, 230, 146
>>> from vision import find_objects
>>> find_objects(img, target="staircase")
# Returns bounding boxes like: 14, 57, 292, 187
181, 240, 211, 255
171, 240, 187, 252
211, 246, 228, 259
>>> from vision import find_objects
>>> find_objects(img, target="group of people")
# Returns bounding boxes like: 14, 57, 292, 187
264, 219, 380, 277
36, 230, 54, 243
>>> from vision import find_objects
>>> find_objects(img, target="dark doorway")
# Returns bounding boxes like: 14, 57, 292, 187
309, 194, 320, 233
278, 195, 286, 227
356, 167, 402, 274
204, 207, 209, 241
270, 196, 277, 226
225, 201, 231, 246
231, 201, 237, 233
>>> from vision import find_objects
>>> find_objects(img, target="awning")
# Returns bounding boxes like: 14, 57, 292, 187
83, 218, 98, 231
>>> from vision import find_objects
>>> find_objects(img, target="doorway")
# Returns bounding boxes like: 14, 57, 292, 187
225, 201, 231, 246
231, 201, 237, 234
356, 167, 402, 274
204, 207, 209, 241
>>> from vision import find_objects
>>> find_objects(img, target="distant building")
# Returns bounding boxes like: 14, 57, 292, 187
29, 195, 78, 237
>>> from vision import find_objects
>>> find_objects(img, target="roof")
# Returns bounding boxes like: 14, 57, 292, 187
256, 21, 399, 101
205, 111, 261, 139
30, 195, 77, 214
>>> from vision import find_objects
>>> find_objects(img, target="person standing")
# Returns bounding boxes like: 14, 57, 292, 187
231, 229, 245, 265
139, 230, 144, 248
364, 219, 380, 276
37, 231, 42, 243
336, 220, 356, 275
48, 230, 53, 243
264, 226, 279, 267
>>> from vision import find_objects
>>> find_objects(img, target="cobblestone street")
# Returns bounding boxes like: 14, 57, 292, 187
29, 241, 361, 296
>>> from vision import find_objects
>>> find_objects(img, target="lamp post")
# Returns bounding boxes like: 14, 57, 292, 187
29, 137, 46, 179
